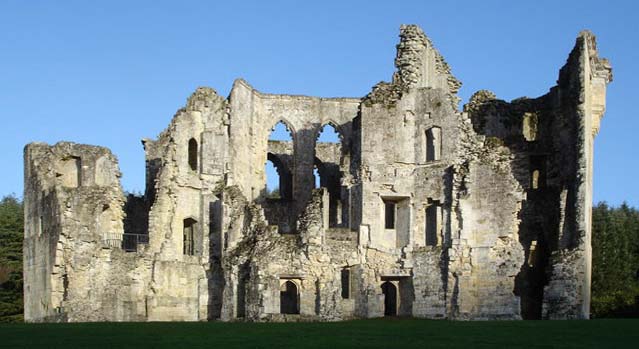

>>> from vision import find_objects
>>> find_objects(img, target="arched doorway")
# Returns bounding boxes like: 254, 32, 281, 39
381, 281, 397, 316
280, 280, 299, 314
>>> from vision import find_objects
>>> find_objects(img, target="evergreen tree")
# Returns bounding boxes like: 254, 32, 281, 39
0, 195, 23, 322
591, 202, 639, 317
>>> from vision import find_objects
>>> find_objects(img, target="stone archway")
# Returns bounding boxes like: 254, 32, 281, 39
381, 281, 397, 316
280, 280, 300, 314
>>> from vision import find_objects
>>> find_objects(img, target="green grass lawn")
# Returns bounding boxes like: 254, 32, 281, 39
0, 318, 637, 348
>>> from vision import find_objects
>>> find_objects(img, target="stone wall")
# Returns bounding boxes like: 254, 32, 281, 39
23, 25, 611, 322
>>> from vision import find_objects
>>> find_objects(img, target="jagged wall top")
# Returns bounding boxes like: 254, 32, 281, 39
393, 25, 462, 94
185, 87, 223, 111
365, 25, 462, 108
579, 30, 613, 84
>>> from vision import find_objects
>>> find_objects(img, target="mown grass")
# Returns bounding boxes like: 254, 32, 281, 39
0, 318, 637, 348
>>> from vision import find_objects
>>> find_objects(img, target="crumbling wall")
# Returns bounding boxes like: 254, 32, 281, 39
23, 142, 151, 322
142, 87, 228, 321
542, 31, 612, 319
23, 25, 611, 323
450, 158, 525, 319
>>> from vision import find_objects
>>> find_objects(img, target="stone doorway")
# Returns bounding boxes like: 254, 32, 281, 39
381, 281, 397, 316
280, 280, 300, 314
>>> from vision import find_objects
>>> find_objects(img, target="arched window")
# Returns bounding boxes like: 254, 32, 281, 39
266, 153, 293, 200
315, 124, 344, 227
530, 155, 547, 190
188, 138, 198, 172
269, 121, 294, 141
425, 127, 442, 162
317, 123, 341, 143
266, 121, 294, 199
531, 170, 541, 189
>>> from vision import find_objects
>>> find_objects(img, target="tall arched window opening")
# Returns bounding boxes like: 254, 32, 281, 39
264, 121, 295, 234
530, 155, 547, 190
188, 138, 198, 172
315, 124, 344, 228
266, 154, 293, 200
266, 121, 294, 199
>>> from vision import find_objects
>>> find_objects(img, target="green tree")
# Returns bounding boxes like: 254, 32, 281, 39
266, 186, 280, 199
591, 202, 639, 317
0, 195, 23, 322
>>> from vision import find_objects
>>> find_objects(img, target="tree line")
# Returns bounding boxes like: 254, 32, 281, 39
0, 195, 637, 322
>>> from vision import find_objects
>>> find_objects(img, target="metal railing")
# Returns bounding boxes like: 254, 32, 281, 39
183, 238, 194, 256
122, 233, 149, 252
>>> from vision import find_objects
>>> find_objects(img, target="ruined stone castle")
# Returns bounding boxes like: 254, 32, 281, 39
23, 25, 611, 322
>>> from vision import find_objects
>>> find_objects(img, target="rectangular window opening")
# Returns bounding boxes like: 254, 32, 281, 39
341, 268, 351, 299
425, 203, 440, 246
183, 218, 196, 256
425, 127, 442, 162
384, 201, 396, 229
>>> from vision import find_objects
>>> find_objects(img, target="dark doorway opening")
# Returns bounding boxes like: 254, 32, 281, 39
237, 263, 249, 318
381, 281, 398, 316
517, 233, 550, 319
280, 280, 300, 314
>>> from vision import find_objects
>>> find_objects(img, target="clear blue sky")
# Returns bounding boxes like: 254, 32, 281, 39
1, 0, 637, 206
